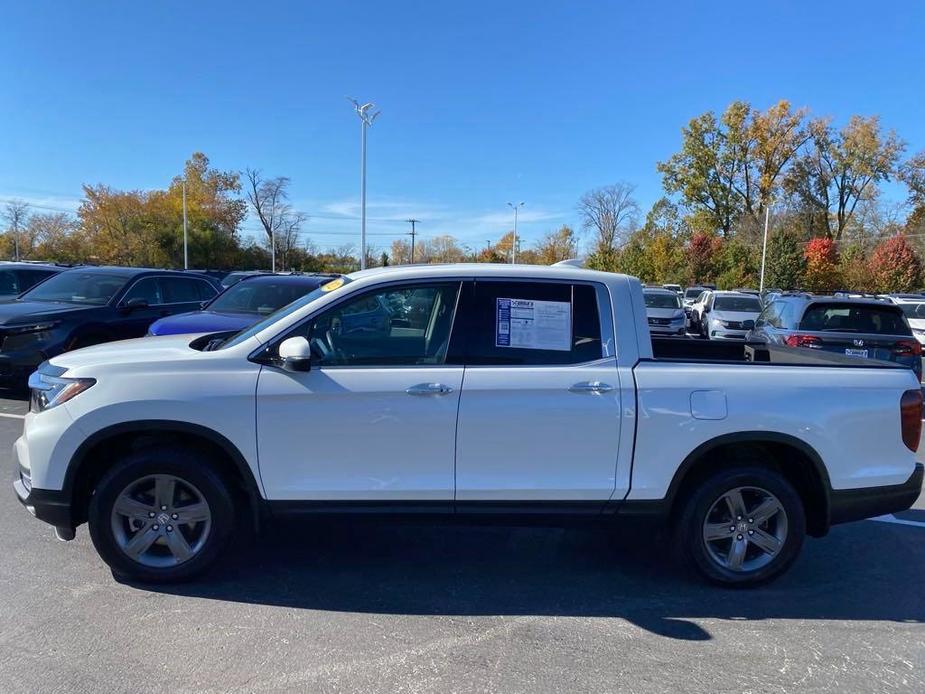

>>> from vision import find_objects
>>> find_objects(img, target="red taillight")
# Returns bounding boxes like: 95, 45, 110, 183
900, 389, 923, 452
784, 334, 822, 349
894, 339, 922, 357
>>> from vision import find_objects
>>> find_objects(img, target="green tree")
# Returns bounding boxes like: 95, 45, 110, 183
716, 236, 759, 289
764, 230, 806, 290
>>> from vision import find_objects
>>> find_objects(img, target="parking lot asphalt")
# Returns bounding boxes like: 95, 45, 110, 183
1, 392, 924, 693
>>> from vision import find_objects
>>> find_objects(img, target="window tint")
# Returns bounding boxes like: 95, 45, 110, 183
714, 296, 762, 312
0, 270, 19, 296
799, 303, 912, 335
465, 281, 603, 365
18, 269, 57, 292
163, 277, 215, 303
762, 302, 783, 328
123, 277, 163, 304
644, 292, 681, 309
898, 302, 925, 320
22, 271, 130, 305
210, 280, 319, 315
304, 282, 461, 366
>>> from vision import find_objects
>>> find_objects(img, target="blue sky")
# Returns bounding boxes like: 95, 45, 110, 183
2, 1, 924, 253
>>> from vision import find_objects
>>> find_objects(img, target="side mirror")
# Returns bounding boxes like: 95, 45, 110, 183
278, 336, 312, 372
123, 297, 149, 311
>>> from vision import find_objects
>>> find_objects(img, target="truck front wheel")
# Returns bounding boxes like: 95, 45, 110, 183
87, 446, 235, 583
676, 467, 806, 587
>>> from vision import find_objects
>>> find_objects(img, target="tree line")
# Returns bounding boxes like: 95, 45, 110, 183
3, 99, 925, 292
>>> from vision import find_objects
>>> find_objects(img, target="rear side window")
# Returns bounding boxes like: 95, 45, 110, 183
163, 277, 217, 303
799, 303, 912, 335
465, 281, 603, 365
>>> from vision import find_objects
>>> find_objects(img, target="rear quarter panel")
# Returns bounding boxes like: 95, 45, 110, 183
629, 361, 920, 500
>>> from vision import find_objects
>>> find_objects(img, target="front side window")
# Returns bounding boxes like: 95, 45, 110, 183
465, 281, 603, 365
122, 277, 163, 305
20, 271, 131, 305
304, 282, 461, 366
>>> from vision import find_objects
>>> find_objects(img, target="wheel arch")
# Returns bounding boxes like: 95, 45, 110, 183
64, 420, 263, 529
665, 431, 832, 537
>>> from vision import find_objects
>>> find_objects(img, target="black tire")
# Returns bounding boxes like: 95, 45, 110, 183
675, 466, 806, 587
88, 446, 235, 583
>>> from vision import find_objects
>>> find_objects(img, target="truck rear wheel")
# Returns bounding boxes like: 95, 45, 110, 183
87, 446, 235, 583
676, 466, 805, 587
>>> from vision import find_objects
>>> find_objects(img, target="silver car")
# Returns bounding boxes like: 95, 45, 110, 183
644, 288, 686, 336
699, 291, 763, 340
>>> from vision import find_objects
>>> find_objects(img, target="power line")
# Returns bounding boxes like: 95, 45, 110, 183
406, 218, 420, 262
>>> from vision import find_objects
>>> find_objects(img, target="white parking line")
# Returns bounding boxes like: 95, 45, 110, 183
868, 514, 925, 528
0, 413, 25, 420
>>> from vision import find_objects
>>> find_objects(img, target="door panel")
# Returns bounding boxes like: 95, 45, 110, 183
455, 360, 622, 500
256, 366, 463, 500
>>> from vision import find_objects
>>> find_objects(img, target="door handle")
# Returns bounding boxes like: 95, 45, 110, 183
406, 383, 454, 396
569, 381, 614, 393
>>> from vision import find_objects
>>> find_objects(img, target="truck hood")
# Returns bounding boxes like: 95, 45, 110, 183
711, 310, 759, 323
148, 310, 257, 336
0, 300, 96, 326
49, 334, 201, 372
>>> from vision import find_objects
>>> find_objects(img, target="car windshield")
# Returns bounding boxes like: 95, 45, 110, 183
645, 293, 681, 309
800, 304, 911, 335
713, 296, 761, 312
898, 302, 925, 320
209, 279, 324, 315
217, 276, 353, 349
684, 288, 703, 299
18, 271, 131, 305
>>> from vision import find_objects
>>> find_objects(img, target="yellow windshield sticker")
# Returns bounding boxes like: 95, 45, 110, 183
321, 277, 345, 292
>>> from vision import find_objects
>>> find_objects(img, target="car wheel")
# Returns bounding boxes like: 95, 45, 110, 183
675, 466, 805, 587
88, 446, 235, 583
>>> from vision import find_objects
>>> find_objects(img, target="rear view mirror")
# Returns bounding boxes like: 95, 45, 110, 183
278, 336, 312, 372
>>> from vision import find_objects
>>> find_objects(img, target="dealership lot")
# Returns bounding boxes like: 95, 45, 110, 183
1, 393, 923, 693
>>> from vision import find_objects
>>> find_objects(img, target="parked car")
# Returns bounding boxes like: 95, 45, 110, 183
697, 291, 763, 340
682, 286, 705, 322
0, 262, 65, 300
662, 283, 682, 295
687, 289, 711, 333
881, 294, 925, 346
148, 273, 339, 336
643, 287, 686, 336
15, 265, 923, 587
746, 295, 922, 380
0, 266, 219, 386
221, 270, 269, 289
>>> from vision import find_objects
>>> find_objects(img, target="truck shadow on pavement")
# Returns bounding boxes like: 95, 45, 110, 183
137, 519, 924, 641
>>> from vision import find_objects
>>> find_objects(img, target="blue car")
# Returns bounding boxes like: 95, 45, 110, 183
147, 273, 338, 336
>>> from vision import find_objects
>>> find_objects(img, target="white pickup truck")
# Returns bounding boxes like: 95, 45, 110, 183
13, 264, 924, 586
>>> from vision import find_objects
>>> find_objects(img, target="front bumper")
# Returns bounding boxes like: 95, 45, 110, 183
709, 329, 748, 340
13, 477, 73, 530
829, 463, 923, 525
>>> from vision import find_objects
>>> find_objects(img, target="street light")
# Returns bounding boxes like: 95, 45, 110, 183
507, 201, 524, 264
348, 98, 381, 270
759, 203, 771, 294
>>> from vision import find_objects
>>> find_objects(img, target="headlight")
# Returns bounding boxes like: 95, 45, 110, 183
8, 321, 59, 334
28, 371, 95, 412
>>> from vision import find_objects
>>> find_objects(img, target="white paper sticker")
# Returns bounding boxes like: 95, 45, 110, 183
496, 298, 571, 351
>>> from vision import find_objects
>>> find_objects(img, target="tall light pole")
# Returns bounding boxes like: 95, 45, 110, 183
406, 218, 420, 264
507, 202, 524, 264
759, 203, 771, 293
349, 98, 381, 270
182, 180, 189, 269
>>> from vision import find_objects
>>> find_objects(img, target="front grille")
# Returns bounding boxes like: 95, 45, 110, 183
648, 318, 670, 326
724, 321, 745, 329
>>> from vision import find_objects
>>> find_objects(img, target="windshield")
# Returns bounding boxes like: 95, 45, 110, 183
19, 271, 131, 305
684, 288, 703, 299
217, 276, 352, 349
209, 279, 323, 315
644, 293, 681, 309
713, 296, 761, 312
898, 303, 925, 320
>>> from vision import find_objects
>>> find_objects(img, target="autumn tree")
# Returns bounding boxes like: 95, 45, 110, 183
686, 232, 722, 285
764, 230, 806, 290
786, 116, 904, 239
577, 182, 639, 255
838, 242, 871, 291
900, 150, 925, 234
803, 237, 841, 291
535, 225, 577, 264
868, 236, 922, 293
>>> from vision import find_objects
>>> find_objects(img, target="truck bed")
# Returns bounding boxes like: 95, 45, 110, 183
650, 337, 908, 370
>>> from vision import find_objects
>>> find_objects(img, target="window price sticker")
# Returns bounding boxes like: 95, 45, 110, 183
496, 298, 571, 351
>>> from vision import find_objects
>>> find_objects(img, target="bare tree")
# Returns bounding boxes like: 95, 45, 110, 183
244, 169, 306, 271
577, 183, 639, 254
2, 200, 30, 261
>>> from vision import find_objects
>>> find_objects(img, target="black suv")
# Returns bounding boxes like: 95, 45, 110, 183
0, 266, 219, 386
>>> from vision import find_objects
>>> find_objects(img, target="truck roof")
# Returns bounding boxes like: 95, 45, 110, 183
348, 263, 629, 285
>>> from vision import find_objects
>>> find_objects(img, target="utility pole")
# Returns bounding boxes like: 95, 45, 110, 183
507, 202, 524, 264
349, 98, 381, 270
182, 180, 189, 270
759, 203, 771, 294
406, 218, 420, 264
